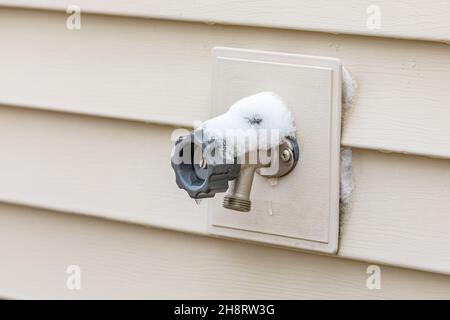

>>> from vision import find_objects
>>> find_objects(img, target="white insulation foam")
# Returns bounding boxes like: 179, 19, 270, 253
200, 92, 296, 160
340, 67, 357, 212
339, 147, 353, 208
342, 66, 357, 112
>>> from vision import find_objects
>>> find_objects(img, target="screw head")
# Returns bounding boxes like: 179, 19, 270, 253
199, 158, 208, 169
281, 149, 291, 162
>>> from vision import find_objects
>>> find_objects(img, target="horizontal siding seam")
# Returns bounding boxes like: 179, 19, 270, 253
0, 3, 449, 43
0, 198, 448, 277
2, 101, 448, 160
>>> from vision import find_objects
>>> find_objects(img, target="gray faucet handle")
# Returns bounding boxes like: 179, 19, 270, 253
171, 131, 241, 199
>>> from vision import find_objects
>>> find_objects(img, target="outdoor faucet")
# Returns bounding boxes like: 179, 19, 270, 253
171, 92, 299, 212
171, 129, 299, 212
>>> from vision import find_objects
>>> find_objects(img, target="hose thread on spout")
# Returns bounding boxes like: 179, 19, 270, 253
223, 196, 251, 212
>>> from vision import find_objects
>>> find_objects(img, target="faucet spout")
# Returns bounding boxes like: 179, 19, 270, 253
223, 164, 257, 212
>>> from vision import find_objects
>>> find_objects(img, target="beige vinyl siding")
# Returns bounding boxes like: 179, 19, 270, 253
1, 105, 449, 275
0, 8, 450, 158
0, 0, 449, 42
0, 5, 449, 299
1, 202, 450, 299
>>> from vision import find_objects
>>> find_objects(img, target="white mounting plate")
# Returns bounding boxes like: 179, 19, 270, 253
207, 47, 342, 254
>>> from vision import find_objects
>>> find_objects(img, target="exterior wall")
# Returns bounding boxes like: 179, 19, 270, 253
0, 9, 449, 158
1, 106, 449, 276
1, 0, 449, 42
0, 5, 449, 299
1, 203, 450, 300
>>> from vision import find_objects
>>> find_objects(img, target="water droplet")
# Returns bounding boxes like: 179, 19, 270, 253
269, 201, 274, 216
268, 177, 278, 187
195, 199, 203, 205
